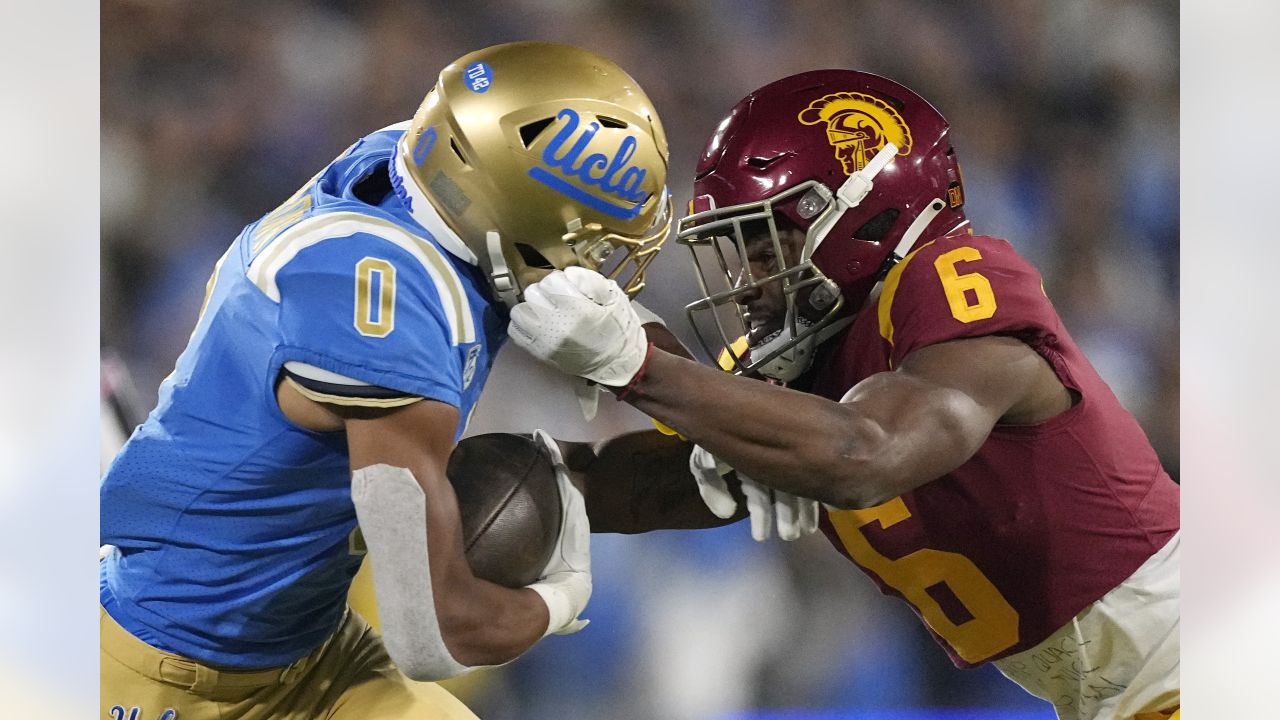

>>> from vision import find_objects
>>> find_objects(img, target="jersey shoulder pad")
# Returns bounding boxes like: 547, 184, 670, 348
250, 212, 476, 344
252, 212, 478, 404
877, 232, 1057, 365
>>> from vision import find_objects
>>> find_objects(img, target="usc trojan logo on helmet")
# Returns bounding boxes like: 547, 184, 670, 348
798, 92, 912, 175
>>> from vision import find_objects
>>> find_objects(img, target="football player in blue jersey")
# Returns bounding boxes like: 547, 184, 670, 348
100, 41, 672, 720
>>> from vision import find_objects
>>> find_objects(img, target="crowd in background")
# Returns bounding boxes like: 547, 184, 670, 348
101, 1, 1178, 718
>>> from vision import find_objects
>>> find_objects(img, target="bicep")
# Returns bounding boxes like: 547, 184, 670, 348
839, 336, 1049, 493
345, 399, 460, 477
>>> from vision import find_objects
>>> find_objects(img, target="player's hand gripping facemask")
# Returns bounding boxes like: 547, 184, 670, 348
507, 267, 650, 388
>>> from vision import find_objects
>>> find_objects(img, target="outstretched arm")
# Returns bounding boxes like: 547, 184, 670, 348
621, 333, 1070, 509
505, 266, 1071, 510
562, 429, 747, 534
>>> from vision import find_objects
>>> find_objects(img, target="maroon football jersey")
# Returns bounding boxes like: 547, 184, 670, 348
810, 230, 1179, 668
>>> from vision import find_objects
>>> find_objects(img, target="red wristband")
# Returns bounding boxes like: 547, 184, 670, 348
613, 342, 655, 402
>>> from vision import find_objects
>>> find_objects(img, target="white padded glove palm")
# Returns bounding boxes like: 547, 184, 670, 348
508, 267, 648, 387
528, 429, 592, 635
689, 444, 820, 542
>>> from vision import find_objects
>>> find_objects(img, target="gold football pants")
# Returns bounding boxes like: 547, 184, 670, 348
101, 605, 478, 719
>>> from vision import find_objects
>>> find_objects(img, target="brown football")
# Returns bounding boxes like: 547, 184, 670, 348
447, 433, 562, 588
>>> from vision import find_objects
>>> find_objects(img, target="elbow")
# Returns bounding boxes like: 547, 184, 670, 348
378, 618, 477, 682
392, 651, 471, 682
388, 620, 510, 679
809, 455, 894, 511
815, 418, 901, 511
378, 592, 515, 680
825, 481, 896, 511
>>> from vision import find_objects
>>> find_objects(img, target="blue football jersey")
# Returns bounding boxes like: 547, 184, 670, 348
100, 124, 507, 668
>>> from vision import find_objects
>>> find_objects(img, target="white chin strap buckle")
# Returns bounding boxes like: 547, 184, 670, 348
486, 231, 520, 307
836, 141, 898, 207
809, 142, 899, 253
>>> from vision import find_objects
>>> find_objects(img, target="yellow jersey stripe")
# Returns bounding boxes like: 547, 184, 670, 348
877, 239, 937, 348
283, 376, 424, 408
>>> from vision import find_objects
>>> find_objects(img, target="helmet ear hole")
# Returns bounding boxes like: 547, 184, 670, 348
514, 243, 554, 269
852, 208, 900, 242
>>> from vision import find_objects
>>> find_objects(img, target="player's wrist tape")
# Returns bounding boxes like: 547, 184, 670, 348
614, 342, 655, 402
528, 570, 591, 636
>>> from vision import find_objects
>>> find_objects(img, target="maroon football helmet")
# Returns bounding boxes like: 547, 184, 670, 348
678, 70, 968, 380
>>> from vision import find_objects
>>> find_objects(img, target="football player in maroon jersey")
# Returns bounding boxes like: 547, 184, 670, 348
508, 70, 1179, 720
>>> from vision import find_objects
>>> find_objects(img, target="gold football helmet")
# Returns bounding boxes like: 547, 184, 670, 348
390, 41, 671, 306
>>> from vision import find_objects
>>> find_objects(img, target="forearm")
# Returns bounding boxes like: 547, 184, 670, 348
568, 430, 745, 533
618, 349, 894, 508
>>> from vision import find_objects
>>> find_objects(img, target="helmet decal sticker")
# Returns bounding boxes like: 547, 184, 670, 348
798, 92, 912, 175
947, 159, 966, 210
464, 62, 492, 93
528, 108, 649, 220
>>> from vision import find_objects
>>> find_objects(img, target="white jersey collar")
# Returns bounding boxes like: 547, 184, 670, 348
389, 140, 479, 266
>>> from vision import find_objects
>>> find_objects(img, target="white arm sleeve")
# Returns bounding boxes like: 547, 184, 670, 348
350, 464, 472, 680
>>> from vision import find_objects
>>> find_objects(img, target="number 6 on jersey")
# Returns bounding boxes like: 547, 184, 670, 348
354, 257, 397, 337
935, 247, 997, 323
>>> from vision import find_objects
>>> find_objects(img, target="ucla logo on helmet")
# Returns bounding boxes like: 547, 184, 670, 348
527, 108, 649, 220
109, 705, 177, 720
798, 92, 912, 175
465, 62, 493, 93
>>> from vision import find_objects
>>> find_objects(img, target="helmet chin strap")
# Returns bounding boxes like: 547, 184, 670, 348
891, 198, 946, 263
869, 197, 947, 294
485, 231, 520, 308
754, 312, 854, 383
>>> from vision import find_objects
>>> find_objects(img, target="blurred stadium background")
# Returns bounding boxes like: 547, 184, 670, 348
100, 1, 1178, 718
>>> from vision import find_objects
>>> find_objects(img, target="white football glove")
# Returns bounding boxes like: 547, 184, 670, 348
508, 267, 648, 387
527, 429, 592, 636
689, 444, 820, 542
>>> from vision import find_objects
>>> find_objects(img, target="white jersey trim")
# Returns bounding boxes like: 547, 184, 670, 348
283, 361, 370, 386
390, 142, 479, 266
248, 212, 476, 345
